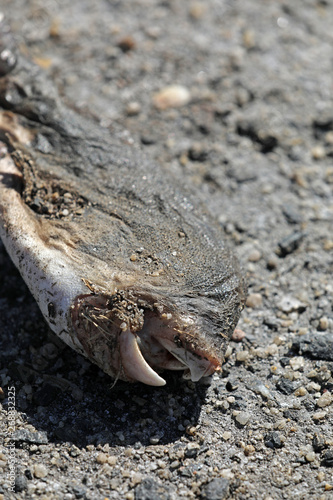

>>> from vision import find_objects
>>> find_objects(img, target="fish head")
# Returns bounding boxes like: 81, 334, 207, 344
70, 256, 246, 386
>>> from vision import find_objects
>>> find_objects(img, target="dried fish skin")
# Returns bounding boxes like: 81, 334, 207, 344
0, 48, 246, 385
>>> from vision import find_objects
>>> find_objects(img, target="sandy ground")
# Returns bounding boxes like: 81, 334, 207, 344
0, 1, 332, 499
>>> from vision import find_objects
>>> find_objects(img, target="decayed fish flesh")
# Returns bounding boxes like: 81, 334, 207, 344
0, 24, 246, 386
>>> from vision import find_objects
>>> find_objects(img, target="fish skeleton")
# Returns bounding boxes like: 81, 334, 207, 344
0, 20, 246, 386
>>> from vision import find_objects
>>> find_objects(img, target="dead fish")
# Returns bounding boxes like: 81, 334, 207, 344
0, 31, 246, 386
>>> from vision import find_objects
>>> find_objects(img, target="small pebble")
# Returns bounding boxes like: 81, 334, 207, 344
317, 392, 332, 408
306, 382, 321, 393
218, 401, 229, 412
321, 450, 333, 467
294, 387, 307, 397
220, 469, 234, 480
126, 102, 141, 116
248, 249, 261, 262
246, 293, 263, 308
264, 432, 283, 449
297, 327, 308, 336
244, 444, 255, 456
311, 145, 326, 159
153, 85, 191, 110
252, 380, 274, 400
243, 29, 256, 49
236, 350, 249, 362
290, 357, 305, 371
276, 378, 296, 395
277, 296, 305, 314
232, 328, 246, 342
267, 255, 279, 270
222, 431, 232, 441
15, 474, 28, 492
319, 317, 329, 331
313, 433, 326, 452
150, 436, 160, 445
185, 442, 200, 458
274, 336, 285, 346
235, 411, 251, 427
274, 419, 287, 430
252, 347, 267, 359
131, 473, 143, 486
189, 3, 206, 20
265, 344, 278, 356
312, 411, 327, 421
317, 472, 326, 482
305, 452, 316, 462
226, 379, 239, 391
107, 455, 118, 466
117, 35, 136, 52
201, 478, 229, 500
33, 464, 48, 479
323, 239, 333, 251
225, 346, 233, 358
277, 232, 305, 257
96, 452, 108, 464
325, 131, 333, 144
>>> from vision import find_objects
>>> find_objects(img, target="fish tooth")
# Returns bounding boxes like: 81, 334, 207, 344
119, 329, 166, 386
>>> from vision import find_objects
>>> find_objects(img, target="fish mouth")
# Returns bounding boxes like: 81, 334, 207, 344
71, 289, 222, 386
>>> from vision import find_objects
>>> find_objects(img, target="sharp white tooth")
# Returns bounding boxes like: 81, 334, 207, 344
119, 329, 166, 386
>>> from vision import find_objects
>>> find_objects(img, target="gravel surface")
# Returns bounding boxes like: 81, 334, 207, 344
1, 1, 332, 499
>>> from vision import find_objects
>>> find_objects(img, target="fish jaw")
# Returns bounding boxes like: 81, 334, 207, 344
70, 290, 224, 385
